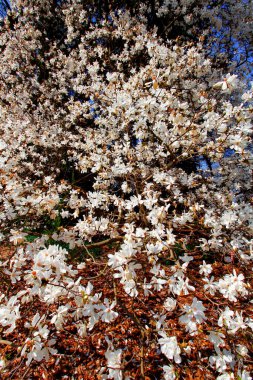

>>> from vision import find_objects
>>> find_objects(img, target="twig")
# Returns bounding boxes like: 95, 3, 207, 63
83, 244, 95, 262
0, 338, 13, 345
85, 263, 109, 280
85, 236, 123, 249
140, 329, 145, 379
21, 366, 31, 379
113, 278, 118, 304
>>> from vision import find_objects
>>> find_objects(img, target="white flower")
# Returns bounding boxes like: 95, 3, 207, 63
218, 307, 234, 328
154, 314, 167, 330
237, 369, 252, 380
43, 283, 66, 304
165, 229, 176, 245
0, 356, 6, 370
3, 268, 22, 284
208, 331, 225, 353
158, 333, 181, 363
143, 278, 152, 297
179, 253, 194, 263
151, 276, 167, 291
217, 270, 248, 302
179, 297, 206, 335
77, 323, 87, 338
209, 349, 235, 373
124, 279, 138, 297
21, 336, 57, 365
213, 74, 238, 93
105, 348, 123, 380
236, 344, 248, 357
163, 364, 176, 380
0, 140, 7, 150
100, 299, 118, 323
216, 374, 235, 380
9, 230, 27, 245
227, 311, 247, 335
169, 275, 195, 295
199, 261, 212, 276
0, 296, 20, 333
51, 305, 70, 330
164, 297, 177, 312
203, 276, 217, 295
77, 263, 86, 269
220, 210, 238, 228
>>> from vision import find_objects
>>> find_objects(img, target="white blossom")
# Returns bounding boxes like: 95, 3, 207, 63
163, 364, 176, 380
105, 348, 123, 380
158, 333, 181, 363
217, 270, 248, 302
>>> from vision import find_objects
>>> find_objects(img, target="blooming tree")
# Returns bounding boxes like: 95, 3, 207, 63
0, 0, 252, 378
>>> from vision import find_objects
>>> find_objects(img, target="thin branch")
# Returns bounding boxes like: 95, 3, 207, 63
85, 236, 123, 249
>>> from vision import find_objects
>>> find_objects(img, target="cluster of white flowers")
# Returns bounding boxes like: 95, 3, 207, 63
217, 270, 249, 302
158, 333, 181, 364
0, 0, 252, 378
179, 297, 206, 335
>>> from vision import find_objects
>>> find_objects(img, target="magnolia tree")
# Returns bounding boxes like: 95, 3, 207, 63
0, 0, 252, 379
